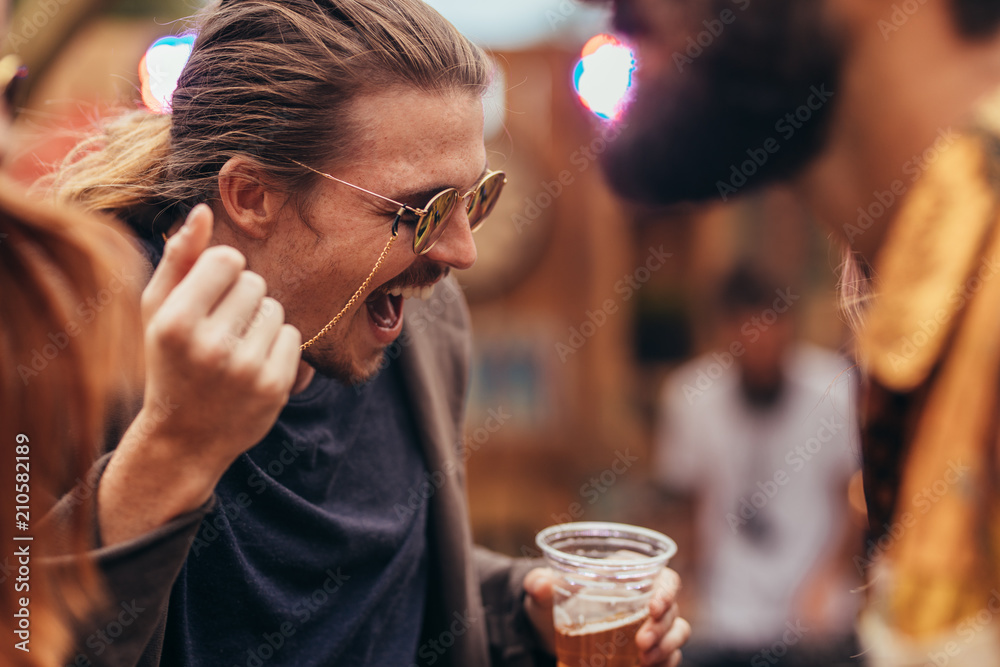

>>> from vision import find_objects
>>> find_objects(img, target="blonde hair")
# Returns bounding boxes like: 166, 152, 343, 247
838, 247, 873, 336
46, 0, 491, 236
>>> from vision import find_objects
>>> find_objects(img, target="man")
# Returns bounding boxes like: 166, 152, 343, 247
655, 266, 859, 666
42, 1, 689, 665
591, 0, 1000, 663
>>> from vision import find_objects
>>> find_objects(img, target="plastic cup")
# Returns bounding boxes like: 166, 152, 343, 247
536, 521, 677, 667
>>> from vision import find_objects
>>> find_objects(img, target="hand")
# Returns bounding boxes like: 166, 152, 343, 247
523, 567, 690, 667
98, 203, 301, 545
136, 202, 301, 470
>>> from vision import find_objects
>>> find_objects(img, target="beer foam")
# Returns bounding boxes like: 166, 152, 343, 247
559, 609, 648, 637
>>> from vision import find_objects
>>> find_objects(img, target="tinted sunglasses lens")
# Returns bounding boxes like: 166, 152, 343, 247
414, 190, 458, 254
467, 172, 506, 230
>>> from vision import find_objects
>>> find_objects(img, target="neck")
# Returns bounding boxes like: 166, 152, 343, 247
795, 1, 1000, 264
291, 361, 316, 395
740, 370, 785, 410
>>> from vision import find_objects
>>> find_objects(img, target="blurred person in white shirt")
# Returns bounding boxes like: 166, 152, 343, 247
653, 265, 863, 667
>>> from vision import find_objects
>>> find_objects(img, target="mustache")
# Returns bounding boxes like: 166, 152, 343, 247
371, 265, 449, 298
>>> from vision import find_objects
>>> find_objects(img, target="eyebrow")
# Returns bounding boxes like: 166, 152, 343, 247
387, 162, 491, 208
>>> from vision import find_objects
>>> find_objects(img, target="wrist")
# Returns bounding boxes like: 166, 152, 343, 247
97, 412, 231, 546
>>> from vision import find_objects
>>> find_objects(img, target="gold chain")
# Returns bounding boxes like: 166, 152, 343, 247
299, 232, 398, 350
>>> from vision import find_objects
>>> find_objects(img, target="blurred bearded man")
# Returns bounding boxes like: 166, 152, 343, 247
592, 0, 1000, 665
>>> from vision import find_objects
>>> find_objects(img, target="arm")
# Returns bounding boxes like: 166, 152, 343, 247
475, 547, 554, 667
98, 203, 300, 546
49, 204, 300, 665
44, 454, 212, 667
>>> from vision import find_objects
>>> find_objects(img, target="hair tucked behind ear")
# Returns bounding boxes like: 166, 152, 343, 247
45, 0, 491, 238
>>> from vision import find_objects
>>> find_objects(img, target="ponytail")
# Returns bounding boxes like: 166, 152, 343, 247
43, 111, 177, 239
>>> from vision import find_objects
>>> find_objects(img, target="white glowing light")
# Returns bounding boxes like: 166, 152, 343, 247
573, 35, 636, 121
140, 34, 195, 114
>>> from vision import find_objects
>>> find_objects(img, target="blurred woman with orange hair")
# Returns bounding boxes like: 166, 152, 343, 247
0, 49, 143, 666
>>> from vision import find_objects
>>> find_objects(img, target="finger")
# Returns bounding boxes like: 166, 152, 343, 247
142, 203, 215, 320
649, 569, 681, 619
523, 568, 555, 605
207, 270, 268, 337
238, 298, 286, 359
522, 568, 557, 654
259, 324, 302, 393
159, 245, 247, 324
641, 617, 690, 666
646, 650, 682, 667
636, 604, 679, 652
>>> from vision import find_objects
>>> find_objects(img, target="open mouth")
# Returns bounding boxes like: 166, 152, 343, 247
363, 273, 446, 345
365, 291, 405, 332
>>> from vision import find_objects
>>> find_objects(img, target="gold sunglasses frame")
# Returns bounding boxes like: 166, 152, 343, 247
290, 159, 506, 255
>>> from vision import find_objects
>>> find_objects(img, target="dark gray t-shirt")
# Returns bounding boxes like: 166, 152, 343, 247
160, 357, 429, 666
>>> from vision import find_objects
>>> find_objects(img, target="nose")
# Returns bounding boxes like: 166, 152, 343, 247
423, 206, 478, 270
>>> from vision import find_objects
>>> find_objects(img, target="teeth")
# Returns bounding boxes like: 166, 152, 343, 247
386, 284, 437, 301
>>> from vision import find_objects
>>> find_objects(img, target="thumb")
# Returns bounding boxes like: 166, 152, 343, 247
142, 203, 215, 321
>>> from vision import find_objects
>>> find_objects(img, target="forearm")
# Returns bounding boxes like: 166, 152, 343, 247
43, 453, 213, 666
98, 408, 229, 547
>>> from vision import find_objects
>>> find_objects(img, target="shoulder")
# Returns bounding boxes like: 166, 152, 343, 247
400, 276, 471, 355
660, 352, 738, 417
403, 276, 470, 337
397, 275, 472, 398
785, 343, 856, 406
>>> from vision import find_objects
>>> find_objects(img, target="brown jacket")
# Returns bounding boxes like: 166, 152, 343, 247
50, 277, 551, 667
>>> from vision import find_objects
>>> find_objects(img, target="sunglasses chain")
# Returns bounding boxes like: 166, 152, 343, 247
299, 210, 403, 351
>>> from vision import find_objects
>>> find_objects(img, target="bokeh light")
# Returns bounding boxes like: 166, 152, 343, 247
572, 34, 636, 121
139, 34, 195, 114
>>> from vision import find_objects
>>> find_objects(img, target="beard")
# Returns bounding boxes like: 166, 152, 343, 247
303, 340, 374, 386
602, 0, 844, 206
299, 262, 448, 386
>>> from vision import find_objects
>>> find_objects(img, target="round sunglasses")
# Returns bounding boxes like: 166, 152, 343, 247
291, 159, 507, 255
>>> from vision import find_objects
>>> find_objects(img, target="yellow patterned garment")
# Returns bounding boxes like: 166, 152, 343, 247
856, 130, 1000, 641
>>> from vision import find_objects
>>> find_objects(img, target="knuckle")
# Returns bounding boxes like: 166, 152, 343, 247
225, 353, 261, 382
282, 323, 302, 347
261, 296, 284, 322
254, 375, 289, 401
675, 618, 691, 643
203, 245, 246, 273
148, 314, 193, 349
240, 270, 268, 297
190, 335, 232, 369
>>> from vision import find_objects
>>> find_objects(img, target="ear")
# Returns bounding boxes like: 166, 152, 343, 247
217, 156, 285, 240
